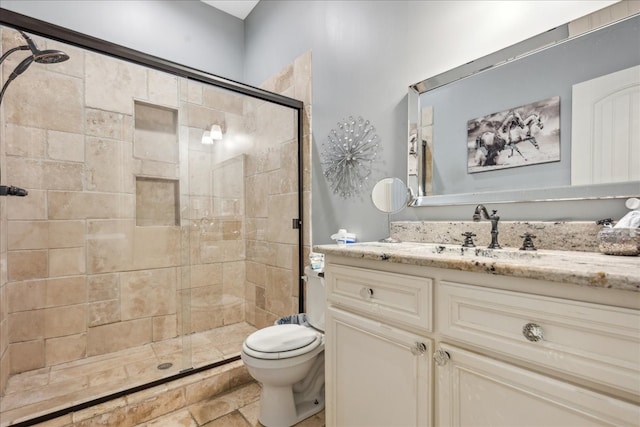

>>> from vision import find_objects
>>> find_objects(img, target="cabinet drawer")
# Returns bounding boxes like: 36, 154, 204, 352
438, 281, 640, 397
326, 264, 432, 331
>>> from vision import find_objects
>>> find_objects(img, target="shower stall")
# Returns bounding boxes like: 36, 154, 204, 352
0, 10, 309, 426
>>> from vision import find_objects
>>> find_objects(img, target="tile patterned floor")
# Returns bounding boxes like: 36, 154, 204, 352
134, 381, 325, 427
1, 322, 258, 426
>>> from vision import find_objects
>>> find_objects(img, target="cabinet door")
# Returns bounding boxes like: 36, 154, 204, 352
325, 306, 432, 427
436, 344, 640, 427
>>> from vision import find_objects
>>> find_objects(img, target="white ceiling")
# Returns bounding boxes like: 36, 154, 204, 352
201, 0, 260, 20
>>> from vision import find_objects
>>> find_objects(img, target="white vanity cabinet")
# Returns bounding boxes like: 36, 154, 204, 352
324, 264, 434, 426
322, 255, 640, 427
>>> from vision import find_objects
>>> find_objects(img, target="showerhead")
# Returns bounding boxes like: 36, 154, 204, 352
0, 31, 70, 106
33, 49, 70, 64
19, 31, 69, 64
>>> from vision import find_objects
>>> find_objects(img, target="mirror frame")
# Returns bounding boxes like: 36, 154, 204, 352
407, 11, 640, 207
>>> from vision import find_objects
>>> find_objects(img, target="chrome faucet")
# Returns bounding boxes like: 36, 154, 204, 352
472, 204, 501, 249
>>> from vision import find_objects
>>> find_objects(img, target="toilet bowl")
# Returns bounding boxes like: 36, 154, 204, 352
241, 267, 325, 427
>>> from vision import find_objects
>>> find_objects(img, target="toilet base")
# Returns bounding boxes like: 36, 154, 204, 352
258, 383, 325, 427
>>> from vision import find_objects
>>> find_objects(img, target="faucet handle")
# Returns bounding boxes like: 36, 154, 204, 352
461, 232, 476, 248
520, 232, 537, 251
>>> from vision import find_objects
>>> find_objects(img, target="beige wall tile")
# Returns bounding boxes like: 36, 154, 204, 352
88, 300, 120, 327
223, 301, 244, 325
48, 192, 135, 220
86, 108, 125, 139
87, 274, 120, 302
134, 157, 181, 180
9, 340, 45, 374
188, 263, 223, 289
46, 333, 86, 366
48, 130, 85, 162
44, 304, 86, 338
148, 70, 179, 108
202, 86, 244, 115
8, 250, 48, 281
6, 157, 44, 189
132, 226, 181, 269
265, 266, 294, 317
190, 285, 223, 333
86, 219, 134, 273
183, 103, 225, 130
245, 174, 268, 218
85, 137, 129, 193
7, 189, 46, 220
294, 50, 312, 105
266, 193, 298, 245
3, 68, 84, 133
183, 80, 203, 104
7, 220, 48, 250
223, 261, 245, 300
49, 220, 85, 248
44, 161, 84, 191
0, 345, 9, 396
152, 314, 177, 342
120, 267, 177, 320
85, 51, 147, 115
86, 318, 151, 357
7, 280, 46, 312
46, 276, 87, 307
49, 247, 86, 277
87, 273, 119, 302
4, 124, 46, 159
9, 310, 44, 342
187, 150, 213, 196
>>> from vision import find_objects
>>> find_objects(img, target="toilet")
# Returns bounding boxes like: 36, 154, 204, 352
241, 266, 326, 427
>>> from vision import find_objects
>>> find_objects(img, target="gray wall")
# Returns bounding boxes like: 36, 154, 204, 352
0, 0, 245, 80
243, 0, 630, 244
245, 1, 410, 244
1, 0, 630, 245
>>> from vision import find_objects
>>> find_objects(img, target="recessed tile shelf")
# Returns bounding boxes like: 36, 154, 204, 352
136, 177, 179, 226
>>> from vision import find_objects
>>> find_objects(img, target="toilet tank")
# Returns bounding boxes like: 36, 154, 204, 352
304, 266, 326, 332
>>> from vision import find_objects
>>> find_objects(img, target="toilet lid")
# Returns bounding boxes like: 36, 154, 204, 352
243, 324, 321, 360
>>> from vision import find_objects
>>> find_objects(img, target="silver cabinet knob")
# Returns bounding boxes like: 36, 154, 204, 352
433, 349, 450, 366
522, 322, 544, 342
411, 342, 428, 356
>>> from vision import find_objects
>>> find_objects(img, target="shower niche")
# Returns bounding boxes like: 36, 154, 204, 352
135, 177, 179, 226
133, 101, 180, 227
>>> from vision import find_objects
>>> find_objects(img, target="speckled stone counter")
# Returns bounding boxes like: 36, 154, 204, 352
391, 221, 602, 252
313, 241, 640, 293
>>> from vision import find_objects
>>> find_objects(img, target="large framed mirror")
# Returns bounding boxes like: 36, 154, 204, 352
408, 7, 640, 207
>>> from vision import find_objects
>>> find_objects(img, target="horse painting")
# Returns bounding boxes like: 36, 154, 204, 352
467, 96, 560, 173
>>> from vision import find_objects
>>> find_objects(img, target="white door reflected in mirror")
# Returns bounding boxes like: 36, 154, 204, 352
372, 177, 408, 243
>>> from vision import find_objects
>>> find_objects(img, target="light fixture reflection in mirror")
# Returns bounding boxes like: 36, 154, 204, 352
372, 177, 409, 243
201, 124, 223, 145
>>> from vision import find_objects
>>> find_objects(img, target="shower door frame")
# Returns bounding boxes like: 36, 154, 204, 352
0, 8, 306, 426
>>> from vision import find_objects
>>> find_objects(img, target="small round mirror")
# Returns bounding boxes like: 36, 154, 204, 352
371, 177, 409, 214
372, 177, 408, 243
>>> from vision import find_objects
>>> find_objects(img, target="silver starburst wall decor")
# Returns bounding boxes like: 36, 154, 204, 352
321, 116, 380, 199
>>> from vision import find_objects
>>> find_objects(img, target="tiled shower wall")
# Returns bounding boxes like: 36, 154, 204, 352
0, 27, 311, 395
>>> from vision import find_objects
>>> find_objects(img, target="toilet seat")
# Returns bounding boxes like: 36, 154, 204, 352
243, 324, 322, 360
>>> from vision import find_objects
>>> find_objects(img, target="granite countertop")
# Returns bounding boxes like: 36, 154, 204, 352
313, 242, 640, 292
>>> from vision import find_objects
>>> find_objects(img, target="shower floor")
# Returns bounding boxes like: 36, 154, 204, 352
0, 322, 257, 426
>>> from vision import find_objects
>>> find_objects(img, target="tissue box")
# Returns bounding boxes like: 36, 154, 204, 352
597, 228, 640, 256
